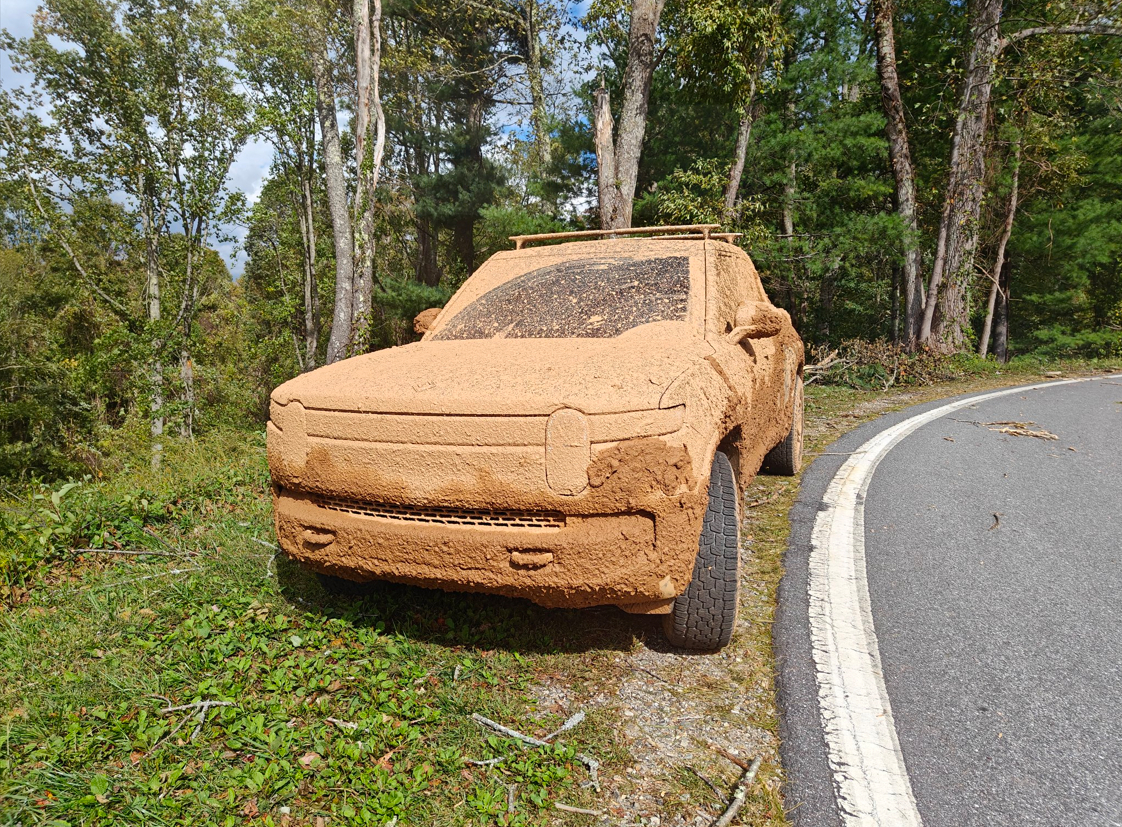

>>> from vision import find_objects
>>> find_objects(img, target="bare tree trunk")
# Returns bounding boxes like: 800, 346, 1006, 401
141, 181, 164, 469
415, 215, 440, 286
723, 100, 760, 220
919, 0, 1002, 351
297, 167, 319, 371
890, 264, 901, 344
593, 87, 621, 227
594, 0, 667, 229
179, 224, 195, 440
351, 0, 386, 355
993, 263, 1009, 362
525, 0, 550, 168
311, 31, 355, 365
873, 0, 924, 346
979, 141, 1020, 358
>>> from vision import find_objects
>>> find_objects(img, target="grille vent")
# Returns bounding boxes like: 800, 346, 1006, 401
312, 495, 566, 530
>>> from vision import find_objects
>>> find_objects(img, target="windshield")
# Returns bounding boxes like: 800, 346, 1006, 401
433, 255, 692, 340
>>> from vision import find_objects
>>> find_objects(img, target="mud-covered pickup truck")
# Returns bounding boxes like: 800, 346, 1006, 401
267, 225, 804, 649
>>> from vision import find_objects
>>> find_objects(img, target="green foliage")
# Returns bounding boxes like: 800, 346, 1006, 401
0, 432, 616, 825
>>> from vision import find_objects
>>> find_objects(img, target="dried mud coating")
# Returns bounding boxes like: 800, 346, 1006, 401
413, 306, 441, 334
267, 238, 805, 610
434, 256, 689, 340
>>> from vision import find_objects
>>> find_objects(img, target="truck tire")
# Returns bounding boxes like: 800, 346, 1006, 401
762, 375, 803, 476
663, 450, 740, 650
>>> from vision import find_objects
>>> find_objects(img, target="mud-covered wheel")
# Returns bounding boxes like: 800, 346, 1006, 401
763, 374, 804, 476
663, 450, 740, 650
316, 572, 371, 597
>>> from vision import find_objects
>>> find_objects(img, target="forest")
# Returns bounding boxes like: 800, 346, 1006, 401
2, 0, 1121, 479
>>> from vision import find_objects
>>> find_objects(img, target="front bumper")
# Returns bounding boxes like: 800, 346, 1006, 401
273, 486, 702, 609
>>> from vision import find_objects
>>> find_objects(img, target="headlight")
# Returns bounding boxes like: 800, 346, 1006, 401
267, 399, 308, 481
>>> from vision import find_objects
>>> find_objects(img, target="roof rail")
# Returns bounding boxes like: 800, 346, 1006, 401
509, 224, 739, 250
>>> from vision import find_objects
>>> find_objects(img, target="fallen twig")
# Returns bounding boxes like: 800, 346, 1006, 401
326, 717, 358, 730
159, 700, 235, 741
160, 700, 236, 714
709, 744, 753, 771
469, 712, 599, 790
95, 567, 201, 591
544, 711, 585, 741
471, 713, 550, 747
555, 803, 604, 816
685, 765, 725, 803
711, 756, 762, 827
506, 784, 517, 813
73, 548, 176, 557
577, 752, 601, 791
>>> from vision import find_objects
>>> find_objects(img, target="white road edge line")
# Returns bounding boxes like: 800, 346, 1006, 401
808, 375, 1111, 827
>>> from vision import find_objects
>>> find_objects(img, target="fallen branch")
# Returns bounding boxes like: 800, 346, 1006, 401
95, 567, 200, 591
326, 717, 358, 730
685, 765, 725, 802
576, 752, 601, 792
160, 700, 236, 714
471, 713, 550, 747
555, 803, 604, 816
544, 710, 585, 741
72, 545, 173, 558
469, 712, 599, 790
711, 756, 762, 827
159, 700, 236, 742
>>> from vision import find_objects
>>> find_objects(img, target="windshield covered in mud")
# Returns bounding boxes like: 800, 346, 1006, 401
432, 255, 692, 340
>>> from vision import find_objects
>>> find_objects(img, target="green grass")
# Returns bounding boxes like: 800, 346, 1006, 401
0, 434, 625, 826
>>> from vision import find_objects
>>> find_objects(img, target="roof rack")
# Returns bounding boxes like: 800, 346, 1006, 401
509, 224, 741, 250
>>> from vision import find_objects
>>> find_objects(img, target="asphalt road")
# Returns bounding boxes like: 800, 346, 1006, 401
777, 375, 1122, 827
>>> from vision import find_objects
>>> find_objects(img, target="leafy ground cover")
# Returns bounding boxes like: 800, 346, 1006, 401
1, 358, 1117, 826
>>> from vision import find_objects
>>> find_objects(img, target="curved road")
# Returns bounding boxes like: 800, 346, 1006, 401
777, 375, 1122, 827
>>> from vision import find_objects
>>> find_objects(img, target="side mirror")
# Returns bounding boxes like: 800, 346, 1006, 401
413, 307, 442, 335
727, 302, 789, 344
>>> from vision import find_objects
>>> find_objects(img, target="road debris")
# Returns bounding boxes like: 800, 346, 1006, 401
983, 420, 1059, 440
710, 755, 762, 827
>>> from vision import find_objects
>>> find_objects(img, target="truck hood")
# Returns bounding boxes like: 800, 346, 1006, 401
272, 322, 712, 416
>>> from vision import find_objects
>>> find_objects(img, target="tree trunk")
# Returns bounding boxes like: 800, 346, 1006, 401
525, 0, 550, 169
723, 102, 758, 220
142, 180, 164, 469
351, 0, 386, 355
415, 215, 440, 286
311, 31, 356, 365
979, 141, 1020, 358
993, 262, 1009, 362
919, 0, 1002, 351
872, 0, 924, 347
594, 0, 667, 229
593, 87, 621, 227
891, 264, 901, 344
297, 166, 319, 371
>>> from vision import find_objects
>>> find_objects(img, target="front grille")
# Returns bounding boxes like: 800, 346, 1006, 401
312, 494, 566, 530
